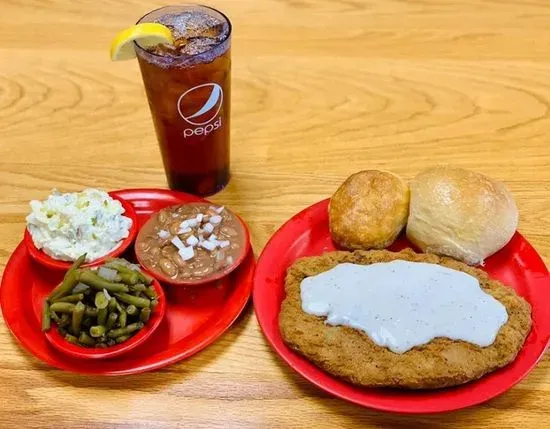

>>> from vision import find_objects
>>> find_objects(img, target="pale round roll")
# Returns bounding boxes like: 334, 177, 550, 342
406, 166, 518, 265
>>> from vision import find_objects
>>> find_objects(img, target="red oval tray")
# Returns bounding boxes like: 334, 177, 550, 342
0, 188, 254, 375
253, 199, 550, 414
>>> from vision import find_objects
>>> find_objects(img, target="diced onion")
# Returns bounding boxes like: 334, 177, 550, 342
98, 266, 118, 281
171, 236, 186, 251
200, 240, 217, 251
186, 235, 199, 247
178, 246, 195, 261
158, 230, 171, 239
72, 282, 89, 293
210, 215, 222, 225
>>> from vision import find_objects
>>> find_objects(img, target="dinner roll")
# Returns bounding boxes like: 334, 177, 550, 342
329, 170, 410, 250
406, 166, 518, 265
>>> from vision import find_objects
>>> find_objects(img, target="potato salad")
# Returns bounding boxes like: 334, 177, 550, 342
26, 189, 132, 262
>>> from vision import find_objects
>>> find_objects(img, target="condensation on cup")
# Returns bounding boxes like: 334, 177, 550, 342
135, 4, 231, 196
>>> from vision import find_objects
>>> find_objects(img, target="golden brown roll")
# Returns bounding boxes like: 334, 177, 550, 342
406, 166, 519, 265
329, 170, 410, 249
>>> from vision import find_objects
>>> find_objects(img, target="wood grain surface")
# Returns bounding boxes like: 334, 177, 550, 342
1, 0, 549, 427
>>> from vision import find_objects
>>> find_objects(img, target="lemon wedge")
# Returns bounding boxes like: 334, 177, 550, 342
110, 23, 173, 61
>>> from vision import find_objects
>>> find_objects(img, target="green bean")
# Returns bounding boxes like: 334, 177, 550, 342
139, 307, 151, 323
84, 307, 98, 317
105, 312, 118, 331
107, 262, 146, 285
71, 302, 85, 336
52, 293, 84, 303
48, 269, 80, 302
97, 308, 108, 326
57, 327, 68, 336
130, 284, 147, 294
78, 332, 95, 347
107, 322, 144, 338
115, 293, 151, 308
108, 297, 117, 312
95, 291, 109, 309
58, 313, 71, 328
151, 299, 159, 309
42, 301, 51, 332
82, 316, 94, 328
120, 271, 139, 285
50, 302, 76, 314
126, 304, 138, 316
95, 343, 107, 348
48, 254, 86, 301
68, 254, 87, 274
50, 311, 62, 324
107, 258, 153, 281
118, 309, 127, 329
79, 270, 129, 293
139, 271, 154, 286
65, 334, 78, 344
90, 325, 106, 338
115, 335, 130, 344
144, 286, 158, 300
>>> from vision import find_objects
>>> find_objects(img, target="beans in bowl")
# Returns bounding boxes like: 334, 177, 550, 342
135, 203, 247, 282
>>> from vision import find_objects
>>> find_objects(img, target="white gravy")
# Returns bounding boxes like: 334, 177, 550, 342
300, 261, 508, 353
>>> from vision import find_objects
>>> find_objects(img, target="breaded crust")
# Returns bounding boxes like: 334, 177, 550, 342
279, 249, 532, 389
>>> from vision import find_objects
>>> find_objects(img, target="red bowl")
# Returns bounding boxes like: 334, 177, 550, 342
44, 278, 166, 359
24, 192, 138, 271
135, 205, 251, 287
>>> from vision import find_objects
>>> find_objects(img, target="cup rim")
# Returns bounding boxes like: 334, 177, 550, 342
133, 3, 232, 59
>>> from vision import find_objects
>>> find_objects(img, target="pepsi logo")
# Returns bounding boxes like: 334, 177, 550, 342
177, 83, 223, 126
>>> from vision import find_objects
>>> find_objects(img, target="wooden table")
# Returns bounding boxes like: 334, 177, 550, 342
1, 0, 549, 427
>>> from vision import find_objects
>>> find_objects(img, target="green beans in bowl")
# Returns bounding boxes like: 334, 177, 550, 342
42, 255, 166, 359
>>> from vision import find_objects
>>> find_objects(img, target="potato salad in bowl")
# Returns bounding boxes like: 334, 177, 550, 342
26, 189, 134, 264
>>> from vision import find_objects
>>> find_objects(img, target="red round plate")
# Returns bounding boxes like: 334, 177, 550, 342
24, 192, 138, 271
253, 199, 550, 414
1, 188, 254, 375
45, 278, 166, 360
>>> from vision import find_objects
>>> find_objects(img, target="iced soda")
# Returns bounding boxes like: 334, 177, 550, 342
136, 5, 231, 196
